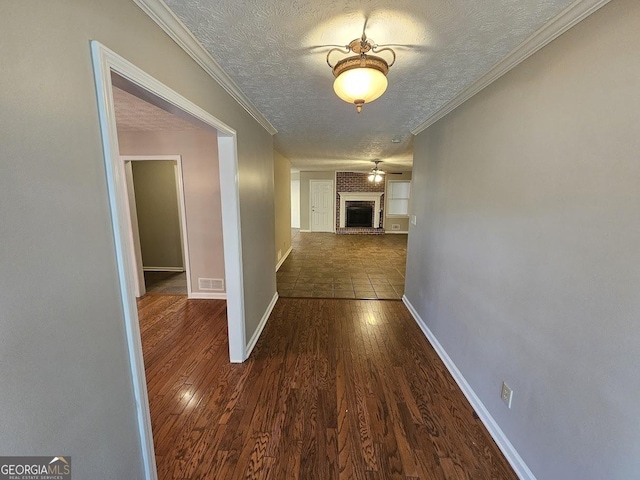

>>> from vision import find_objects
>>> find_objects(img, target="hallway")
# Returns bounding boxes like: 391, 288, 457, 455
277, 233, 407, 299
139, 294, 516, 479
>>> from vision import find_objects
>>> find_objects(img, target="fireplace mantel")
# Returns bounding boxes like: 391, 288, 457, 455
338, 192, 384, 228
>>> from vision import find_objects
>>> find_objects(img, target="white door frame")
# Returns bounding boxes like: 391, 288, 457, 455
121, 155, 192, 298
91, 41, 247, 480
309, 179, 334, 232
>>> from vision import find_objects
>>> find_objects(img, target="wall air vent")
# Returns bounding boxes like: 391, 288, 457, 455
198, 278, 225, 291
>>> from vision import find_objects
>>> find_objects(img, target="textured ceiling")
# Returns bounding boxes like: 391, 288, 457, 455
164, 0, 575, 172
113, 86, 199, 131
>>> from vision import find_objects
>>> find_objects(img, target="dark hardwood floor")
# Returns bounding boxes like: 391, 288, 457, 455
138, 294, 517, 480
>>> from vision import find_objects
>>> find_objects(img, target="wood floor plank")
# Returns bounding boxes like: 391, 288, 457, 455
138, 295, 517, 480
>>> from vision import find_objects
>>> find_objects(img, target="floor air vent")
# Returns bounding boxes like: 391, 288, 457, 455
198, 278, 224, 291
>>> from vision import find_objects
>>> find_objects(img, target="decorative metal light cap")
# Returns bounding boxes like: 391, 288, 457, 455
327, 34, 396, 113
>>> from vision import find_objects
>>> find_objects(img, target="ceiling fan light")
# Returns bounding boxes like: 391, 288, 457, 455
374, 174, 383, 183
368, 173, 375, 181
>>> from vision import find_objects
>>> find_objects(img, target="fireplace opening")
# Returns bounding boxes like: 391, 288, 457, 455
346, 205, 374, 227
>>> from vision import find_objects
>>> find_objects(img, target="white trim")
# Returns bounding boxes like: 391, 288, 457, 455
123, 162, 146, 297
245, 292, 279, 359
338, 192, 384, 228
275, 245, 293, 272
411, 0, 612, 134
385, 231, 409, 234
217, 134, 246, 363
299, 229, 312, 233
91, 42, 157, 480
91, 41, 248, 479
189, 292, 227, 300
402, 295, 537, 480
142, 266, 185, 272
132, 0, 277, 136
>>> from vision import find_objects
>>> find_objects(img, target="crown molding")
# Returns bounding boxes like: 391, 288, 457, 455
411, 0, 611, 135
132, 0, 278, 135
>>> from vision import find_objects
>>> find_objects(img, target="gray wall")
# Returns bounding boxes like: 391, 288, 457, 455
119, 129, 226, 294
0, 0, 275, 478
131, 161, 184, 269
299, 171, 335, 230
405, 1, 640, 479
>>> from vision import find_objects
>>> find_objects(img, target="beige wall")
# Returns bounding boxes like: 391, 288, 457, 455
405, 1, 640, 479
131, 160, 184, 269
299, 171, 335, 230
273, 150, 292, 266
119, 129, 226, 294
383, 171, 412, 232
0, 1, 274, 477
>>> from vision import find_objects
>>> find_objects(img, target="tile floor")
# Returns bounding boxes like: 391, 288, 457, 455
144, 271, 187, 295
277, 231, 407, 299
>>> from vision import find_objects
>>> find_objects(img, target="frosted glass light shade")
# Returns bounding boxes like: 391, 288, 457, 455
333, 68, 388, 106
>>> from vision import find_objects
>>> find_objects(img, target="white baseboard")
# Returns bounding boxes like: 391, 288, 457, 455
143, 266, 185, 272
299, 229, 311, 233
402, 295, 537, 480
188, 291, 227, 300
245, 291, 279, 359
275, 246, 293, 272
385, 230, 409, 234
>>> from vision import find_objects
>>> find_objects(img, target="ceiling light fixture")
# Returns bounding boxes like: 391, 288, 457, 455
327, 33, 396, 113
368, 160, 385, 183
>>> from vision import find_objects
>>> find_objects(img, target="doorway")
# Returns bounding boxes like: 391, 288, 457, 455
92, 41, 248, 480
122, 156, 190, 298
310, 179, 334, 232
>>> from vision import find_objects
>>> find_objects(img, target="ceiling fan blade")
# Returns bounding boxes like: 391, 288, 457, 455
375, 44, 432, 53
297, 44, 348, 53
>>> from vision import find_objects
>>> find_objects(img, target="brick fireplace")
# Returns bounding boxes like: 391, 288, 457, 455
335, 172, 385, 234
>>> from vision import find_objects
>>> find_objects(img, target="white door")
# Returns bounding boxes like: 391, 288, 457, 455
310, 180, 334, 232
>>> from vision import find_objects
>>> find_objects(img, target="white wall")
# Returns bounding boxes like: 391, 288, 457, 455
0, 0, 275, 477
405, 1, 640, 478
119, 129, 226, 294
291, 171, 300, 228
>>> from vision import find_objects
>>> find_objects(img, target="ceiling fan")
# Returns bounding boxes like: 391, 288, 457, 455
368, 160, 402, 183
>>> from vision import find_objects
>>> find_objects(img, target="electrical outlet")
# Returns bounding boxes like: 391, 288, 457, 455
410, 215, 417, 226
501, 382, 513, 408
